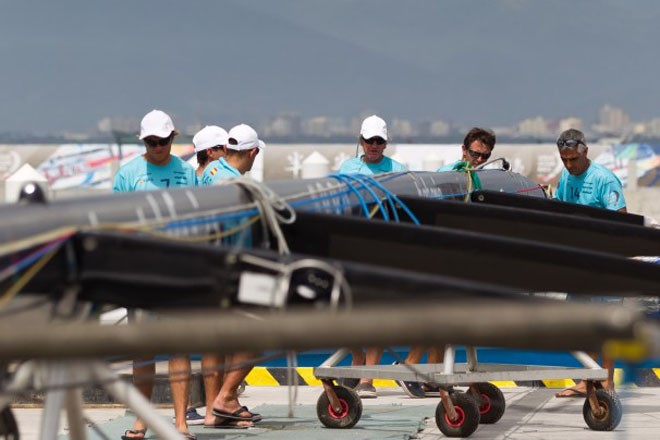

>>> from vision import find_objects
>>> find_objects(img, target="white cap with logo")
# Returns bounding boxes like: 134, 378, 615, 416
227, 124, 266, 151
139, 110, 176, 140
360, 115, 388, 141
192, 125, 229, 153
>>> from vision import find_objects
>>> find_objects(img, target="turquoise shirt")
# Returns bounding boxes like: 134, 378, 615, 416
555, 161, 626, 211
112, 155, 197, 192
338, 156, 407, 175
200, 158, 240, 186
199, 157, 251, 247
437, 160, 463, 172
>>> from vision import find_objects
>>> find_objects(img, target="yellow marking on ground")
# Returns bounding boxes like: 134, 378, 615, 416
296, 367, 323, 386
654, 368, 660, 379
374, 379, 398, 387
542, 379, 575, 388
245, 367, 279, 386
614, 368, 624, 385
490, 381, 517, 388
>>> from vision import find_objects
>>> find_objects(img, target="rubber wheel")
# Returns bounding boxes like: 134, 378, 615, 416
583, 389, 622, 431
316, 385, 362, 429
471, 382, 505, 424
0, 407, 19, 440
435, 392, 480, 437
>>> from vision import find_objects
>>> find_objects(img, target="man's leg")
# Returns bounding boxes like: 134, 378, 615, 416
169, 356, 191, 434
207, 352, 256, 427
404, 346, 427, 365
202, 353, 223, 426
125, 358, 154, 438
601, 356, 615, 390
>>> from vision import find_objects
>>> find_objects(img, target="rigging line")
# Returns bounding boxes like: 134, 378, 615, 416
339, 174, 390, 221
0, 242, 63, 311
326, 174, 370, 218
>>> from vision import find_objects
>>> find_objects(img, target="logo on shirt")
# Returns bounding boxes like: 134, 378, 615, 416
608, 191, 620, 206
210, 168, 218, 175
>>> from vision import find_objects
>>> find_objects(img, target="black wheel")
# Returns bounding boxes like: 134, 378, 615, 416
583, 389, 622, 431
316, 385, 362, 429
0, 407, 19, 440
471, 382, 505, 424
435, 392, 480, 437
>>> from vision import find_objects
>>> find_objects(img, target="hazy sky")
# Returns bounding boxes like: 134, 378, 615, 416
2, 0, 660, 132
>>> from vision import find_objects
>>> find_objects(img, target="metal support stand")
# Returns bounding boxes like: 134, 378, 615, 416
0, 360, 184, 440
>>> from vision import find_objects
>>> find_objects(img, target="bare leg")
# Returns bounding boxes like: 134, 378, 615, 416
404, 346, 427, 365
202, 353, 224, 426
601, 356, 615, 390
169, 356, 191, 434
351, 349, 365, 366
359, 347, 383, 385
208, 352, 256, 427
127, 358, 154, 437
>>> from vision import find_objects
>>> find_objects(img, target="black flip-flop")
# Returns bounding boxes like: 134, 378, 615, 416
121, 429, 146, 440
204, 418, 253, 429
555, 387, 587, 398
212, 405, 261, 421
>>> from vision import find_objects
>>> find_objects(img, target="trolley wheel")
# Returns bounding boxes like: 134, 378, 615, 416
435, 392, 480, 437
582, 389, 622, 431
316, 385, 362, 429
0, 407, 19, 440
471, 382, 505, 424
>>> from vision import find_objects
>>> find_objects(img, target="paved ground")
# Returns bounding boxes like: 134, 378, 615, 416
9, 385, 660, 440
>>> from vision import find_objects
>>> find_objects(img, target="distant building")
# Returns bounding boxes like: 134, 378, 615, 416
558, 117, 584, 133
517, 117, 550, 137
593, 104, 630, 136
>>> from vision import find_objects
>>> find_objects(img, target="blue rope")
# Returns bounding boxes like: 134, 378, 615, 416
332, 174, 389, 221
356, 175, 421, 226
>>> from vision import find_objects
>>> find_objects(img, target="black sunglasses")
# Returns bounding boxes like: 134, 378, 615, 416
211, 146, 224, 151
466, 149, 491, 161
362, 136, 386, 146
144, 136, 171, 147
556, 139, 584, 149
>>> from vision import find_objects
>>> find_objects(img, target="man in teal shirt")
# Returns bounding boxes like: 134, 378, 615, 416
339, 115, 407, 175
553, 128, 625, 399
113, 109, 198, 440
554, 129, 626, 212
112, 110, 197, 192
437, 127, 496, 172
206, 123, 265, 429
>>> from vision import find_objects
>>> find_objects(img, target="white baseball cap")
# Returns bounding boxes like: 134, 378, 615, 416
360, 115, 388, 141
139, 110, 176, 140
192, 125, 229, 153
226, 124, 266, 151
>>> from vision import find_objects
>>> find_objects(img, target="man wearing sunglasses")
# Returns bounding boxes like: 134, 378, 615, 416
338, 115, 407, 175
554, 128, 626, 212
192, 125, 228, 178
553, 128, 625, 400
437, 127, 496, 171
113, 110, 199, 440
113, 109, 197, 192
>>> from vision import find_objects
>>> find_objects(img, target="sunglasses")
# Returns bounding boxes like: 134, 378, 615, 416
466, 149, 491, 161
211, 146, 224, 152
144, 136, 171, 147
362, 136, 386, 146
556, 139, 584, 149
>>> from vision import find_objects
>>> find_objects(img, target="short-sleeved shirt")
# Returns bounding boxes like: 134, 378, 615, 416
555, 161, 626, 211
200, 158, 240, 186
112, 155, 197, 192
437, 160, 463, 172
338, 156, 407, 175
